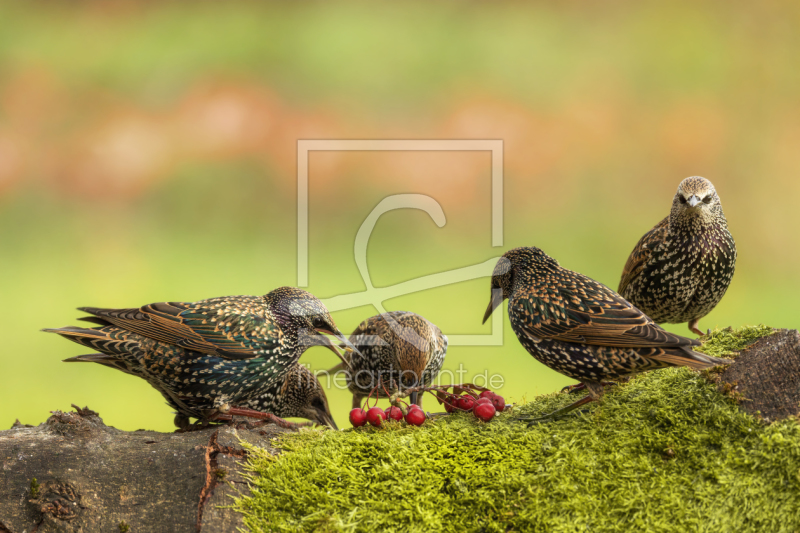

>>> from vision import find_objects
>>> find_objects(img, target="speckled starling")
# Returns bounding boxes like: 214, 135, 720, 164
618, 176, 737, 336
483, 247, 733, 422
62, 352, 337, 429
334, 311, 448, 409
44, 287, 355, 428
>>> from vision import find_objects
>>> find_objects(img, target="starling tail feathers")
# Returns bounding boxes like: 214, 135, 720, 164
654, 347, 733, 369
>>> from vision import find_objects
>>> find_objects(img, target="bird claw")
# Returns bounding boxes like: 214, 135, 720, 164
560, 381, 617, 395
212, 407, 306, 430
518, 415, 551, 426
518, 406, 593, 426
516, 395, 596, 426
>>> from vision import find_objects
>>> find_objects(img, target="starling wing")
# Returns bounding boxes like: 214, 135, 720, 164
618, 217, 668, 295
78, 295, 279, 361
512, 267, 699, 350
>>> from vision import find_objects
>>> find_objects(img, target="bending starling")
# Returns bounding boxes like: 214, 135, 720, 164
45, 287, 356, 428
483, 247, 733, 422
334, 311, 448, 409
63, 353, 337, 429
618, 176, 736, 336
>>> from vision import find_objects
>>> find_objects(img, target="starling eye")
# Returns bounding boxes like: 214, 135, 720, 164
311, 397, 325, 410
679, 196, 687, 204
702, 195, 712, 204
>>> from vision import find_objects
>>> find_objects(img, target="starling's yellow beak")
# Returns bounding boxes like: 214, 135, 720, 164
482, 289, 504, 325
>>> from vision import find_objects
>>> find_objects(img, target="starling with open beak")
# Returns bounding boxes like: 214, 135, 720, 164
45, 287, 355, 428
483, 247, 733, 423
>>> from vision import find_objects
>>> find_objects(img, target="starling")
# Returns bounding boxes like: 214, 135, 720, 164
618, 176, 736, 336
62, 353, 337, 429
483, 247, 733, 422
44, 287, 356, 429
334, 311, 448, 409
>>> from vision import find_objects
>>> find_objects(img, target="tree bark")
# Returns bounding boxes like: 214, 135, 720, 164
0, 408, 288, 533
717, 328, 800, 421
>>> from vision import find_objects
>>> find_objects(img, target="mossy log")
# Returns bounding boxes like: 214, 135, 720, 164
1, 327, 798, 532
0, 409, 288, 533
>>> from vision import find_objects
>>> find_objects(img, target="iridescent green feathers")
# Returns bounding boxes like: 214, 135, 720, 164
45, 287, 351, 427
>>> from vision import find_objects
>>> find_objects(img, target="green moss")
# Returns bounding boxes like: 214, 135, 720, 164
29, 477, 39, 498
695, 324, 775, 358
237, 326, 800, 532
118, 521, 130, 533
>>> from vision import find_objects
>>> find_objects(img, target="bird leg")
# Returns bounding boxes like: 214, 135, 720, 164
211, 407, 311, 430
409, 391, 422, 407
519, 381, 605, 425
516, 395, 595, 426
688, 319, 707, 337
352, 394, 365, 410
560, 381, 618, 395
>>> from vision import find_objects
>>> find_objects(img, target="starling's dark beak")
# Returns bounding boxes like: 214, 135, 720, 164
314, 408, 338, 430
482, 289, 504, 325
315, 328, 357, 371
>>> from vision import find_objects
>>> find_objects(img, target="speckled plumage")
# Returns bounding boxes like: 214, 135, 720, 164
483, 247, 733, 408
619, 176, 736, 336
45, 287, 352, 428
341, 311, 448, 409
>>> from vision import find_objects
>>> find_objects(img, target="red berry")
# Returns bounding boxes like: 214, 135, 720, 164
474, 402, 496, 422
456, 395, 475, 412
491, 395, 506, 412
479, 390, 495, 400
443, 395, 457, 413
404, 408, 426, 426
349, 408, 367, 427
385, 406, 404, 421
407, 403, 422, 412
475, 397, 493, 407
366, 407, 385, 427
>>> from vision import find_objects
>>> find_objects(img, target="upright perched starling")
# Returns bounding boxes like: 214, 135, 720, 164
618, 176, 736, 336
483, 247, 733, 422
334, 311, 448, 409
45, 287, 356, 428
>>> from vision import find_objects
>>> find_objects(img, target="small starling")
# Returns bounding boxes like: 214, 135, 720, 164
618, 176, 737, 336
483, 247, 733, 422
44, 287, 356, 428
334, 311, 448, 409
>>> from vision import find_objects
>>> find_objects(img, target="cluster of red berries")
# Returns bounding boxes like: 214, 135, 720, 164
349, 404, 426, 428
348, 384, 508, 429
442, 390, 505, 422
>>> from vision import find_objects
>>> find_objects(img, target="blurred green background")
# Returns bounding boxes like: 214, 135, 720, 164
2, 1, 799, 432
